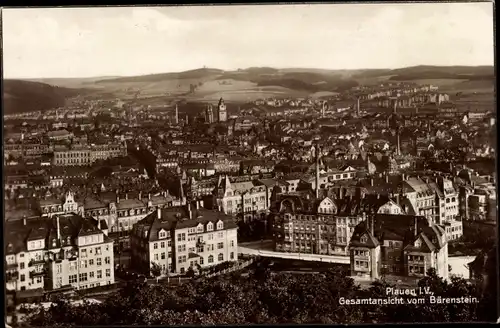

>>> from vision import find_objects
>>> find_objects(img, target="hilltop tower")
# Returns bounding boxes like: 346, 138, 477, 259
218, 98, 227, 122
206, 104, 214, 124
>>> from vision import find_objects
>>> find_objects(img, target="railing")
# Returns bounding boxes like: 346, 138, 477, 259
204, 258, 255, 279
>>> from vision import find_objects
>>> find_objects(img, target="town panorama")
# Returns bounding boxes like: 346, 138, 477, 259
3, 4, 497, 326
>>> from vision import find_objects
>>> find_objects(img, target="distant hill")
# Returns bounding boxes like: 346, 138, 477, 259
3, 80, 87, 115
96, 68, 224, 83
17, 65, 494, 107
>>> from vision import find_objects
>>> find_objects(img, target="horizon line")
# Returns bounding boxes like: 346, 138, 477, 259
4, 63, 494, 81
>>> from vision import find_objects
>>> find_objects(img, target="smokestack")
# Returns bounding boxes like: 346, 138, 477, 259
175, 104, 179, 125
56, 216, 61, 240
370, 178, 374, 186
196, 200, 200, 210
339, 187, 344, 199
385, 174, 389, 183
414, 217, 418, 237
148, 193, 151, 200
357, 97, 360, 116
393, 99, 398, 114
397, 131, 401, 156
315, 144, 320, 199
187, 202, 192, 219
371, 215, 374, 236
97, 217, 101, 230
139, 191, 142, 200
116, 193, 120, 204
157, 207, 161, 219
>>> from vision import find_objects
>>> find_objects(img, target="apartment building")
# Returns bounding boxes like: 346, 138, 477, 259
349, 214, 448, 280
38, 191, 81, 218
214, 175, 271, 221
5, 214, 114, 293
403, 177, 437, 219
53, 142, 127, 166
130, 202, 238, 276
271, 192, 396, 256
81, 191, 177, 249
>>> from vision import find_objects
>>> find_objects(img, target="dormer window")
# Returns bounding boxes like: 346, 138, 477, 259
159, 230, 166, 239
217, 221, 224, 230
197, 225, 204, 233
52, 239, 56, 247
415, 240, 421, 247
207, 222, 214, 231
360, 235, 368, 243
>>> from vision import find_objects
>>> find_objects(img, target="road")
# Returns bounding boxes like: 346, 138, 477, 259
238, 240, 350, 264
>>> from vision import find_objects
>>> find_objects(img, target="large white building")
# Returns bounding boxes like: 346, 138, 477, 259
5, 214, 114, 293
130, 202, 238, 276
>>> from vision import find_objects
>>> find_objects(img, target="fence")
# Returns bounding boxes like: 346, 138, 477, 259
159, 257, 256, 286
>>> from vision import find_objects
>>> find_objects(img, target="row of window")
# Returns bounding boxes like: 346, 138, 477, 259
78, 257, 111, 268
69, 269, 111, 283
178, 252, 235, 264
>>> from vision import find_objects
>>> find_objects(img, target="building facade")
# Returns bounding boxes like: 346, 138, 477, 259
5, 214, 114, 292
130, 203, 238, 276
349, 214, 448, 280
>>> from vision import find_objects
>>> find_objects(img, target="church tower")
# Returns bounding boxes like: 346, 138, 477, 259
217, 98, 227, 122
206, 104, 214, 124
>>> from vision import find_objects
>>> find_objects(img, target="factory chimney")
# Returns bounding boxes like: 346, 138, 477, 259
175, 104, 179, 125
393, 99, 398, 114
357, 97, 360, 116
56, 216, 61, 240
315, 144, 321, 199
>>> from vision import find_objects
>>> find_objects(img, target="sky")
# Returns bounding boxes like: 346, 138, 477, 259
2, 3, 495, 79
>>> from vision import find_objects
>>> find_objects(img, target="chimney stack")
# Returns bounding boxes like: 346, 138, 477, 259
370, 215, 375, 236
97, 217, 101, 230
370, 178, 374, 186
414, 217, 418, 237
196, 200, 200, 210
56, 216, 61, 240
139, 191, 142, 200
157, 207, 162, 219
116, 193, 120, 204
23, 216, 27, 226
339, 187, 344, 199
187, 202, 192, 219
148, 193, 151, 200
385, 174, 389, 183
315, 144, 321, 199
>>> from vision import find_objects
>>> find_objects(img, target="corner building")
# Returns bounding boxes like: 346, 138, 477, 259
130, 201, 238, 276
5, 214, 114, 293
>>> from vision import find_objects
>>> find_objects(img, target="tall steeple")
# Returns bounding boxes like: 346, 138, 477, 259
218, 98, 227, 122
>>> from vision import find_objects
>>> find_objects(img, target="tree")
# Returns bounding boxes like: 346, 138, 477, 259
150, 262, 162, 278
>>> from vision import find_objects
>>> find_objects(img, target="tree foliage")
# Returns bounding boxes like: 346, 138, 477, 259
23, 265, 492, 327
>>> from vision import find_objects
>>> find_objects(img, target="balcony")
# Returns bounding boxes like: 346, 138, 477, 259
30, 269, 47, 279
28, 259, 46, 267
5, 263, 18, 270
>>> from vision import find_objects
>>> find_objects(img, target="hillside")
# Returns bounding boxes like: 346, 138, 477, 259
3, 80, 87, 115
18, 65, 494, 106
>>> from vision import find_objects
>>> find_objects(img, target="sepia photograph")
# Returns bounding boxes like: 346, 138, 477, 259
2, 2, 498, 326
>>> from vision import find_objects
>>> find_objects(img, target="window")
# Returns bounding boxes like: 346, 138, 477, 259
168, 252, 172, 258
217, 232, 224, 239
154, 254, 159, 261
56, 264, 62, 273
90, 272, 95, 279
36, 276, 43, 284
106, 269, 111, 277
178, 256, 182, 263
97, 270, 102, 279
208, 255, 214, 263
230, 240, 235, 247
79, 273, 88, 282
20, 262, 25, 270
167, 240, 172, 247
230, 252, 234, 260
217, 242, 224, 249
208, 234, 214, 240
218, 253, 224, 261
20, 274, 25, 282
197, 245, 204, 253
81, 249, 88, 258
97, 258, 102, 266
105, 257, 110, 264
96, 247, 102, 255
69, 274, 77, 283
217, 221, 224, 230
200, 257, 204, 265
154, 243, 158, 250
160, 242, 165, 248
89, 259, 94, 266
80, 260, 87, 268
